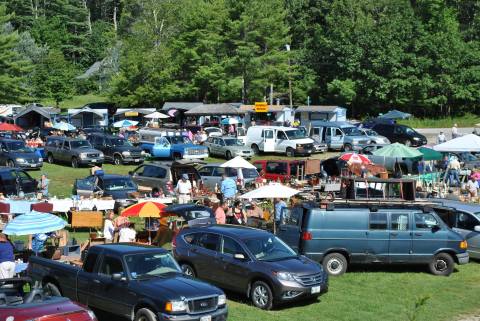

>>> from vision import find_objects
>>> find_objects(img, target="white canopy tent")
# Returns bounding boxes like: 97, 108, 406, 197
433, 134, 480, 152
239, 183, 300, 199
220, 156, 256, 169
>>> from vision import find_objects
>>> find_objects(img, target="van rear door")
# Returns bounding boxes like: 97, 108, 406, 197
277, 207, 303, 253
388, 212, 413, 263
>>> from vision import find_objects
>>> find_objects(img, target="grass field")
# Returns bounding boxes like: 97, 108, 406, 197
399, 113, 480, 128
40, 93, 108, 110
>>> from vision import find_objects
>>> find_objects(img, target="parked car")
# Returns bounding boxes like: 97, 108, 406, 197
0, 167, 37, 196
87, 133, 144, 165
441, 152, 480, 170
0, 277, 97, 321
360, 144, 384, 155
174, 225, 328, 310
356, 128, 390, 145
139, 128, 209, 160
302, 121, 371, 151
0, 138, 43, 169
74, 174, 138, 209
197, 163, 259, 191
253, 159, 305, 183
204, 136, 253, 159
371, 123, 427, 147
129, 160, 202, 195
28, 244, 228, 321
204, 127, 223, 137
44, 137, 104, 168
276, 202, 469, 276
164, 204, 216, 225
431, 200, 480, 259
246, 126, 314, 157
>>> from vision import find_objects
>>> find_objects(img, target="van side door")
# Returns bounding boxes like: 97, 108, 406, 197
411, 212, 447, 263
366, 212, 389, 263
153, 137, 171, 158
277, 207, 303, 253
388, 212, 412, 263
261, 129, 275, 152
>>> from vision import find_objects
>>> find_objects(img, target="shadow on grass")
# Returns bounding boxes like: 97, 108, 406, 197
346, 262, 469, 274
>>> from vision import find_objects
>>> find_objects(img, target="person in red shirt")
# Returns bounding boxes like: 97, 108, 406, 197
215, 200, 227, 225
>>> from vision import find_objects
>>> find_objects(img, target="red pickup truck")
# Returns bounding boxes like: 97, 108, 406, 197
0, 278, 97, 321
253, 159, 306, 183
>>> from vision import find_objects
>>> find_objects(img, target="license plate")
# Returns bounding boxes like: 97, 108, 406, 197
91, 159, 96, 163
311, 286, 321, 294
200, 316, 211, 321
30, 164, 36, 167
135, 159, 140, 162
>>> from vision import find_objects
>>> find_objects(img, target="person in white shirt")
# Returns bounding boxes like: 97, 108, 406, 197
437, 131, 446, 144
103, 211, 115, 243
176, 174, 192, 204
466, 177, 478, 197
119, 223, 137, 242
452, 123, 458, 139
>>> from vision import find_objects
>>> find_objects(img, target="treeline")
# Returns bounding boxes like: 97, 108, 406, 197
0, 0, 479, 117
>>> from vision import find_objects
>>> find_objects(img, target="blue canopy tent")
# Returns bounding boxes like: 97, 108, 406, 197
378, 109, 412, 120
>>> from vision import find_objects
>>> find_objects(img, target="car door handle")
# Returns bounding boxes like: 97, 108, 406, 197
414, 233, 423, 236
92, 279, 101, 284
390, 232, 398, 236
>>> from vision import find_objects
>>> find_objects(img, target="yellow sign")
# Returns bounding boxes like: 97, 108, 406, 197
254, 102, 268, 113
125, 111, 138, 117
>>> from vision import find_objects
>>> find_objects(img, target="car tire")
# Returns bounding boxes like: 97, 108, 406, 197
343, 144, 352, 152
47, 153, 54, 164
286, 147, 295, 157
225, 151, 232, 160
7, 160, 15, 168
322, 253, 348, 276
251, 144, 260, 155
43, 282, 61, 296
404, 140, 411, 147
114, 155, 122, 165
173, 153, 181, 160
429, 253, 454, 276
134, 308, 158, 321
250, 281, 273, 310
71, 157, 79, 168
181, 263, 196, 277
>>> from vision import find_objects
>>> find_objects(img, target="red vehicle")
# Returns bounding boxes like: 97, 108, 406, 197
0, 278, 97, 321
253, 159, 306, 183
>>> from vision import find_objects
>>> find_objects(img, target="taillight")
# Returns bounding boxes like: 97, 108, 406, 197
302, 231, 312, 241
460, 240, 468, 249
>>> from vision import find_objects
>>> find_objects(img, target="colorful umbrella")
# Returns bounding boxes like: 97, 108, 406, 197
53, 122, 76, 131
3, 211, 67, 236
339, 153, 372, 164
0, 123, 23, 132
121, 201, 167, 218
145, 111, 169, 119
221, 118, 239, 125
372, 143, 423, 158
113, 119, 139, 128
418, 147, 442, 161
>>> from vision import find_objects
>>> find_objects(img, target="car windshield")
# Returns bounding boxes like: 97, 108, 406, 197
226, 168, 259, 179
103, 177, 137, 191
343, 127, 363, 136
206, 128, 221, 134
70, 140, 91, 149
244, 235, 297, 261
284, 130, 306, 140
167, 136, 192, 144
461, 153, 478, 161
125, 253, 181, 279
111, 138, 132, 147
224, 138, 243, 146
474, 212, 480, 219
404, 127, 416, 135
7, 142, 34, 153
365, 129, 378, 136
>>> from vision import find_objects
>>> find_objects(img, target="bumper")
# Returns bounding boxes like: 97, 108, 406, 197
273, 279, 328, 303
78, 158, 104, 165
295, 148, 313, 155
159, 306, 228, 321
183, 154, 209, 159
411, 140, 427, 147
313, 146, 328, 153
17, 162, 43, 169
235, 152, 254, 158
351, 144, 368, 151
122, 157, 144, 164
456, 252, 469, 265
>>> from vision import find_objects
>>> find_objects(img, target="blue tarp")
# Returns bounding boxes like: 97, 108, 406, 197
378, 109, 412, 119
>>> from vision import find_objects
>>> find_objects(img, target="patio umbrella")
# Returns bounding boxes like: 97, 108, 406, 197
372, 143, 423, 158
339, 153, 372, 165
53, 122, 76, 131
239, 183, 300, 199
121, 201, 168, 244
220, 156, 256, 169
0, 123, 23, 132
418, 147, 442, 161
3, 211, 67, 236
221, 118, 239, 125
145, 111, 169, 119
113, 119, 139, 128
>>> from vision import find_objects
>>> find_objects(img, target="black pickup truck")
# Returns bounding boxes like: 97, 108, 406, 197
28, 244, 228, 321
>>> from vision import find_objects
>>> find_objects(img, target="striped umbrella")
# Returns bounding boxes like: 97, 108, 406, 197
3, 211, 67, 236
121, 201, 167, 218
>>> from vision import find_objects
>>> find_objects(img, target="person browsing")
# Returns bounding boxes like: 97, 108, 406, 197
38, 174, 50, 198
119, 223, 137, 242
274, 198, 287, 225
176, 174, 192, 204
220, 174, 237, 199
215, 200, 227, 224
103, 210, 115, 243
0, 233, 14, 279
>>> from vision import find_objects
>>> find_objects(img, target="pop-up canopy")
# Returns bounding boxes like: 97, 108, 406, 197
433, 134, 480, 152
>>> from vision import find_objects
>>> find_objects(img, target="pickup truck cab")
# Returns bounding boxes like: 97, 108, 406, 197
28, 244, 228, 321
304, 121, 371, 151
139, 128, 209, 160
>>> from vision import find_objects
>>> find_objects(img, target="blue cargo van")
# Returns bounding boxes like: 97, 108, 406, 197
277, 202, 469, 276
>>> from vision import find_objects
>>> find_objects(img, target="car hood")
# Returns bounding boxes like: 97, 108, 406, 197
10, 152, 40, 159
293, 138, 314, 144
134, 274, 223, 300
113, 146, 143, 153
104, 188, 137, 199
260, 256, 322, 275
228, 145, 252, 152
172, 144, 206, 149
72, 147, 101, 153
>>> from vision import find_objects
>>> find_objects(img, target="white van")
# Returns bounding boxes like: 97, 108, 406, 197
246, 126, 314, 157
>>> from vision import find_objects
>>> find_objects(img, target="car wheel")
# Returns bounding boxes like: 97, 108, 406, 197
114, 155, 122, 165
429, 253, 454, 276
286, 147, 295, 157
250, 281, 273, 310
343, 144, 353, 152
181, 263, 196, 277
322, 253, 348, 276
134, 308, 158, 321
225, 151, 232, 160
43, 282, 61, 296
71, 157, 79, 168
404, 140, 411, 147
173, 153, 181, 160
47, 153, 54, 164
251, 144, 260, 154
7, 160, 15, 168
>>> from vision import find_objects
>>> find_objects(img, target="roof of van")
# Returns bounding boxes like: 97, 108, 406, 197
309, 121, 355, 127
248, 125, 301, 130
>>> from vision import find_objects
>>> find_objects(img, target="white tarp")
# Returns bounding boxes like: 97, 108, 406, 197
433, 134, 480, 152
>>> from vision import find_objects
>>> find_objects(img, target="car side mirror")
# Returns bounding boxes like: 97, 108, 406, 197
474, 225, 480, 232
432, 224, 441, 232
111, 273, 126, 281
234, 253, 246, 260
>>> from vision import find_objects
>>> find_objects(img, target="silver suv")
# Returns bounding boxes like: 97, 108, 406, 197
44, 137, 104, 168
